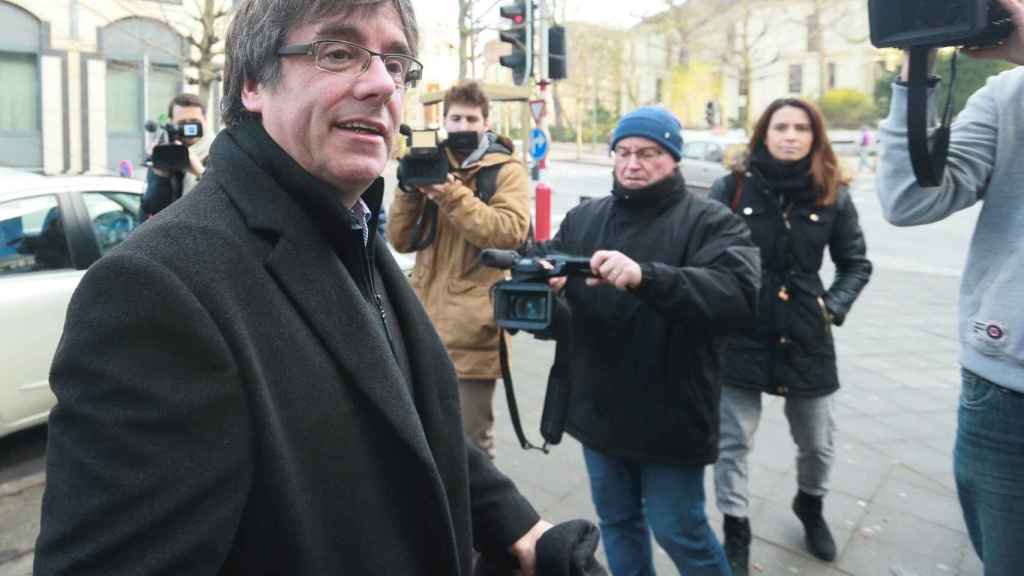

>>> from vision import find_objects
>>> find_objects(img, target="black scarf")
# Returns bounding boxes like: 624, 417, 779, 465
748, 144, 815, 205
610, 168, 686, 209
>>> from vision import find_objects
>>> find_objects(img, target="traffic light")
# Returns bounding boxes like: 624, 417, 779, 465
548, 25, 567, 81
705, 101, 716, 128
499, 0, 532, 86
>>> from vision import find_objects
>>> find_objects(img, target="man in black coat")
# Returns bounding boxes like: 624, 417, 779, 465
33, 1, 549, 574
533, 106, 761, 576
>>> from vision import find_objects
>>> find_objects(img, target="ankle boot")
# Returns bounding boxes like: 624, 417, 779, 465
792, 491, 837, 562
723, 514, 751, 576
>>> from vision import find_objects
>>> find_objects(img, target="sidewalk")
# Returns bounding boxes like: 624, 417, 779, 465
497, 263, 978, 575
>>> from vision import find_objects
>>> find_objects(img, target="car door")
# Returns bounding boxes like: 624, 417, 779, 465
679, 142, 708, 190
0, 192, 82, 436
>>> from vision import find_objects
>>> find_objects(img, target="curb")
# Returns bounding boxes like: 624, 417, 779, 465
0, 472, 45, 499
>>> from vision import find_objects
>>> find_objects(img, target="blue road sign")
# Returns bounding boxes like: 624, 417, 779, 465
530, 128, 549, 160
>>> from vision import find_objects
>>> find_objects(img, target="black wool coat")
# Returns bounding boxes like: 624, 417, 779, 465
537, 173, 761, 466
34, 123, 539, 575
709, 169, 872, 397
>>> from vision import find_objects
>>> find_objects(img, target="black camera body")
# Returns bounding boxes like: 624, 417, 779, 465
869, 0, 1014, 49
145, 120, 204, 173
397, 126, 482, 189
482, 249, 594, 332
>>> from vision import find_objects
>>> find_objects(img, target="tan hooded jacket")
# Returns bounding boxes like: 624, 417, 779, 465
388, 134, 531, 380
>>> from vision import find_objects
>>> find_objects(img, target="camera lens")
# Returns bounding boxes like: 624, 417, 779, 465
509, 294, 547, 322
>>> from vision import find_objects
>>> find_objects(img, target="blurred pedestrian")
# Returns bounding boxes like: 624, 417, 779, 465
858, 124, 873, 172
710, 97, 872, 575
876, 0, 1024, 570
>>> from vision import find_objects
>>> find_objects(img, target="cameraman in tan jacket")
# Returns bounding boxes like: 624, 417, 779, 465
389, 82, 531, 459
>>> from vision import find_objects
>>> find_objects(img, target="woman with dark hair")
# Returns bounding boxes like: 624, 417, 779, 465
709, 98, 872, 575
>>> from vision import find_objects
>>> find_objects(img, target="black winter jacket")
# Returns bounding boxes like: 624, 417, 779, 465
709, 169, 871, 397
536, 172, 760, 466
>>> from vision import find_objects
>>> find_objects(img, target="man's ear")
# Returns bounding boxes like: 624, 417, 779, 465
241, 77, 264, 114
483, 117, 492, 132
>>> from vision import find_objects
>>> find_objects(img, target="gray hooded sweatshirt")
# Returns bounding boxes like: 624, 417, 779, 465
877, 67, 1024, 392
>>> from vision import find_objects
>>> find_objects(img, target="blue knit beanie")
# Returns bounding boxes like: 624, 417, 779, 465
610, 106, 684, 161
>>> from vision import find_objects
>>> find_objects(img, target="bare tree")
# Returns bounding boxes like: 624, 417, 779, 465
184, 0, 233, 108
458, 0, 505, 80
717, 0, 780, 128
804, 0, 869, 98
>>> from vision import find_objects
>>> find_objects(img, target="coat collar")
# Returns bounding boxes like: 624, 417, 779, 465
206, 124, 459, 514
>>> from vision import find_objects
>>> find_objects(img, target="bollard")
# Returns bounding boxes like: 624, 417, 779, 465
535, 182, 552, 242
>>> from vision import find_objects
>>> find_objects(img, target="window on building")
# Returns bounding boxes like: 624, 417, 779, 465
149, 64, 180, 121
829, 62, 837, 90
106, 62, 142, 133
655, 78, 663, 103
806, 14, 820, 52
788, 64, 803, 94
739, 76, 749, 97
0, 52, 40, 133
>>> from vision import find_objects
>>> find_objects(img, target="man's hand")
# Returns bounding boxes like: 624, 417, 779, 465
416, 173, 459, 201
508, 520, 553, 576
587, 250, 642, 291
965, 0, 1024, 65
186, 147, 204, 178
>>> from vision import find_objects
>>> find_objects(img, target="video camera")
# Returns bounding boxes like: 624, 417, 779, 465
396, 125, 481, 189
869, 0, 1014, 49
144, 120, 204, 173
482, 249, 594, 332
868, 0, 1015, 188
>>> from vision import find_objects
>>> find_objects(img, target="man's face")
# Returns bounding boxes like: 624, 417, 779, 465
170, 104, 206, 146
612, 136, 677, 190
241, 4, 407, 204
444, 103, 489, 136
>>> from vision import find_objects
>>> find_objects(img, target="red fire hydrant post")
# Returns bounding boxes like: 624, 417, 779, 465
534, 182, 552, 242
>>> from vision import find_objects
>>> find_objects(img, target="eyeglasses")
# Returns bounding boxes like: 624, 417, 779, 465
277, 40, 423, 89
613, 147, 665, 162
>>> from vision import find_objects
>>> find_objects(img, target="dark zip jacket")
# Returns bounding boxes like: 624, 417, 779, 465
535, 171, 760, 466
710, 167, 872, 397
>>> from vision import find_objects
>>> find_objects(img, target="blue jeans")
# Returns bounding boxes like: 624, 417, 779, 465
582, 446, 731, 576
954, 369, 1024, 575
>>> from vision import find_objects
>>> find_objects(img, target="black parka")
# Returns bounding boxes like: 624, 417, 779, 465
709, 168, 872, 397
537, 172, 760, 466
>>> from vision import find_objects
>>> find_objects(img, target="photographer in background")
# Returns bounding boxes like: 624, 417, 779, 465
876, 0, 1024, 570
142, 93, 210, 221
388, 81, 530, 459
531, 106, 760, 575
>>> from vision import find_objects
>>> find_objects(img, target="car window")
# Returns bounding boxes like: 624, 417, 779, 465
83, 192, 140, 256
682, 142, 707, 160
0, 195, 72, 274
703, 144, 725, 163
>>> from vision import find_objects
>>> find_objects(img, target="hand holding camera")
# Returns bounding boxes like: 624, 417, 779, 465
145, 120, 205, 176
966, 0, 1024, 64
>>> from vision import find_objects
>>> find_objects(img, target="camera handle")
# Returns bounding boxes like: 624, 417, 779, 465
907, 46, 959, 187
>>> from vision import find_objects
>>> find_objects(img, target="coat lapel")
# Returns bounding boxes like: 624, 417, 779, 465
210, 131, 443, 479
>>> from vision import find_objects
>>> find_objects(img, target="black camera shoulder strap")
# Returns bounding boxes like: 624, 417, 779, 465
499, 328, 548, 453
907, 46, 956, 187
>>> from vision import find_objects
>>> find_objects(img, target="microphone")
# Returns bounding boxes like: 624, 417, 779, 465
481, 249, 521, 270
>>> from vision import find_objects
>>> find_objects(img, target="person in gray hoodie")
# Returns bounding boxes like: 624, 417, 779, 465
876, 0, 1024, 572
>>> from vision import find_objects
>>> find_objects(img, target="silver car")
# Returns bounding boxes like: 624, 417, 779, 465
0, 173, 144, 438
679, 136, 748, 193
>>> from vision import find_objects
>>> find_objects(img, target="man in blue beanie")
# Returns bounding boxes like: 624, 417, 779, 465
527, 106, 761, 575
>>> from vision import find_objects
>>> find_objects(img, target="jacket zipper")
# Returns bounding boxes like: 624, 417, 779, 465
361, 243, 398, 359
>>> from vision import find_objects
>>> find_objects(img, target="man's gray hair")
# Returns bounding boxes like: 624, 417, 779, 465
222, 0, 419, 127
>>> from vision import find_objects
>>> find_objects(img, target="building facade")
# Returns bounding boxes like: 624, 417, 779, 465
624, 0, 878, 130
0, 0, 225, 174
